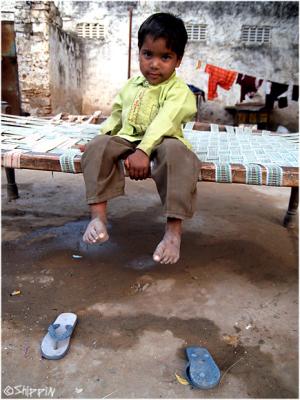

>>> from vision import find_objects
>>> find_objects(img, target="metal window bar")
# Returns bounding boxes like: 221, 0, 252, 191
242, 25, 271, 43
186, 24, 207, 41
76, 23, 105, 39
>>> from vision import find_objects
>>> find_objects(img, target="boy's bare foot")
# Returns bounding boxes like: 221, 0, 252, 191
153, 231, 181, 264
83, 217, 109, 244
153, 218, 182, 264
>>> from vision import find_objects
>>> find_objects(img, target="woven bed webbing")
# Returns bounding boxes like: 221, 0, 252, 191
243, 127, 253, 135
235, 127, 245, 135
245, 164, 263, 185
210, 124, 219, 133
225, 125, 235, 134
2, 150, 25, 169
1, 117, 297, 187
214, 163, 232, 183
59, 149, 81, 173
213, 163, 283, 185
183, 129, 298, 167
265, 164, 283, 186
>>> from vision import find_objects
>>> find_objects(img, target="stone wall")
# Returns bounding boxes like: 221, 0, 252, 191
57, 0, 299, 130
13, 1, 82, 116
1, 0, 15, 21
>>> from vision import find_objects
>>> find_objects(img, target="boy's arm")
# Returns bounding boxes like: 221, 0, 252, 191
136, 84, 197, 156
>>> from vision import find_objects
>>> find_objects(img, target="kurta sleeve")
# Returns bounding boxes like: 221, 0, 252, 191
136, 83, 197, 156
99, 92, 123, 135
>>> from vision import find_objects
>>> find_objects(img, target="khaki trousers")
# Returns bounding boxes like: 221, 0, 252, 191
81, 135, 200, 219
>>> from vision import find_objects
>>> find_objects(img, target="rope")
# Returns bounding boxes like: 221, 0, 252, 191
214, 162, 232, 183
264, 164, 283, 186
59, 149, 81, 173
182, 129, 298, 168
245, 163, 263, 185
210, 123, 219, 133
243, 127, 253, 135
2, 150, 24, 168
235, 127, 245, 135
225, 125, 235, 134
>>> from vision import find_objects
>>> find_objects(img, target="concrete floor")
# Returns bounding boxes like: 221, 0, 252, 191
1, 169, 298, 399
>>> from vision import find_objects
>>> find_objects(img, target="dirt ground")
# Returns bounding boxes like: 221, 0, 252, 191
1, 168, 298, 399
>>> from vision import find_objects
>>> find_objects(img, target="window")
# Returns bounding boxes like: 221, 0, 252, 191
186, 24, 207, 42
76, 23, 105, 39
241, 25, 271, 44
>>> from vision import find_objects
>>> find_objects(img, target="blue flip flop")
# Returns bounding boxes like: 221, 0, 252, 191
41, 313, 77, 360
185, 346, 221, 389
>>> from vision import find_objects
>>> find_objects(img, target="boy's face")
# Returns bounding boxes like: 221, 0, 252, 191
139, 35, 182, 85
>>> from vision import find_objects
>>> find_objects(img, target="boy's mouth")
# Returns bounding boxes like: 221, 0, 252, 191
148, 72, 161, 79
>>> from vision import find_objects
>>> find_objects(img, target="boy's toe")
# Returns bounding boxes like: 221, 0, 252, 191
83, 235, 91, 244
160, 254, 169, 264
153, 243, 164, 262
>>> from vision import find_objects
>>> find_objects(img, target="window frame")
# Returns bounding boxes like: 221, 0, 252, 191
241, 25, 272, 44
76, 22, 105, 40
186, 23, 208, 42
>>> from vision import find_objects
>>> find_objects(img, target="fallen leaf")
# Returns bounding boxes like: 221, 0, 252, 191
10, 290, 21, 296
223, 334, 239, 347
175, 373, 189, 385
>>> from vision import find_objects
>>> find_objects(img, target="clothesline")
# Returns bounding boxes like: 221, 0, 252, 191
196, 60, 299, 107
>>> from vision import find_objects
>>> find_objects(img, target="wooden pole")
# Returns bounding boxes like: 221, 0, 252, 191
283, 187, 299, 228
128, 7, 133, 79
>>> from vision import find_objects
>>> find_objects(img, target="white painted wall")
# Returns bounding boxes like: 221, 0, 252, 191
1, 0, 15, 20
49, 25, 83, 114
3, 1, 299, 129
56, 1, 299, 130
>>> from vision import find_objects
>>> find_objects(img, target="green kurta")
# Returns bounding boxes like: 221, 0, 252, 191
100, 72, 197, 156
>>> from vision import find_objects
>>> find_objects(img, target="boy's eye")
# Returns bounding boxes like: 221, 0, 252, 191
161, 54, 172, 61
142, 50, 152, 58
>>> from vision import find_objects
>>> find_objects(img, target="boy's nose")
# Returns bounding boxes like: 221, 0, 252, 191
150, 58, 160, 69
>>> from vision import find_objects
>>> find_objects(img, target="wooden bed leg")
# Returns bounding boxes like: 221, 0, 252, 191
5, 167, 19, 201
283, 187, 298, 228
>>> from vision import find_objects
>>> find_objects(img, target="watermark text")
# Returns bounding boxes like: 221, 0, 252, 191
3, 385, 55, 398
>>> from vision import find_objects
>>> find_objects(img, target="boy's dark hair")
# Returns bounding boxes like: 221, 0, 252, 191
138, 13, 188, 59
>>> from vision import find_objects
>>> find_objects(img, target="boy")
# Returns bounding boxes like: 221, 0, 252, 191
81, 13, 200, 264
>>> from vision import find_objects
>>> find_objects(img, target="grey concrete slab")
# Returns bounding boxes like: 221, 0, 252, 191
1, 169, 298, 398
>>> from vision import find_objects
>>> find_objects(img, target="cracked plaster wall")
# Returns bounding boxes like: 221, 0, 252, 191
2, 1, 299, 129
13, 1, 82, 116
56, 1, 298, 130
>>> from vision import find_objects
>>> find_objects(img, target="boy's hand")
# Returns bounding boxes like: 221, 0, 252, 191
74, 144, 86, 152
125, 149, 150, 180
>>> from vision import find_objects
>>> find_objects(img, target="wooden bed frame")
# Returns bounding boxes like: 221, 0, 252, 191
2, 121, 298, 228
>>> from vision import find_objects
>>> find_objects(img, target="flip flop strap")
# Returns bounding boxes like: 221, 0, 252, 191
48, 323, 73, 341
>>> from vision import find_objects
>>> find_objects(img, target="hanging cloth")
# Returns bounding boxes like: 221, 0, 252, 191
205, 64, 237, 100
265, 82, 289, 109
292, 85, 299, 101
236, 74, 263, 102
